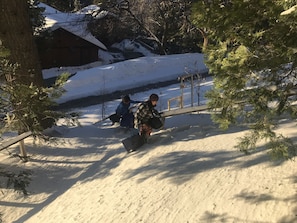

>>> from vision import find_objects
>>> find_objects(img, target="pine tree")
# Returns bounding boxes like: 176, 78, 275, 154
0, 1, 78, 198
191, 0, 297, 159
0, 1, 79, 135
0, 0, 44, 86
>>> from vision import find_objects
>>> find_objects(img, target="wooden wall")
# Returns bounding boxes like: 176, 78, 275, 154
38, 28, 100, 69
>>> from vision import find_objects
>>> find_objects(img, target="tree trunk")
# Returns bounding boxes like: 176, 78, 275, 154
0, 0, 44, 86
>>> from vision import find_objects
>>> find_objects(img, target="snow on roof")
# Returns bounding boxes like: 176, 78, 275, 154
39, 2, 107, 50
280, 4, 297, 15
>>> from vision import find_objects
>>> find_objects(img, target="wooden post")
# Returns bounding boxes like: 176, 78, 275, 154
180, 82, 184, 108
19, 140, 27, 158
0, 131, 32, 162
167, 96, 183, 110
191, 74, 194, 107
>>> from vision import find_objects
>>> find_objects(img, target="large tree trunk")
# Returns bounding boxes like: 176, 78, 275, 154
0, 0, 44, 86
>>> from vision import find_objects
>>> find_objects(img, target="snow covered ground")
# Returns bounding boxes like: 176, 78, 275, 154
43, 53, 208, 105
1, 54, 296, 223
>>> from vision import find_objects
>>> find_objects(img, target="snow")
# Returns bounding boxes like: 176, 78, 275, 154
1, 52, 296, 223
0, 3, 295, 223
39, 2, 107, 50
47, 53, 208, 104
281, 4, 297, 15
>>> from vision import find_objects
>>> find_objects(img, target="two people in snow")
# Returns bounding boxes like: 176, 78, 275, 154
113, 93, 163, 141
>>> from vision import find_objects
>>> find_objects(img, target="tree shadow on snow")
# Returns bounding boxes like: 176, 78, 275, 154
0, 123, 130, 223
200, 211, 261, 223
122, 113, 295, 185
2, 112, 296, 222
232, 176, 297, 223
123, 149, 247, 185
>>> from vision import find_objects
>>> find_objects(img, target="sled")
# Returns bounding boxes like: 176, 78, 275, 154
122, 134, 145, 152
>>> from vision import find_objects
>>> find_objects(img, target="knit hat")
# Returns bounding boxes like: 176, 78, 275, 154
149, 93, 159, 101
123, 95, 131, 103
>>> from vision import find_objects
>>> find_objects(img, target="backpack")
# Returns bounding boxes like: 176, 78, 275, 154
148, 110, 163, 129
109, 113, 121, 123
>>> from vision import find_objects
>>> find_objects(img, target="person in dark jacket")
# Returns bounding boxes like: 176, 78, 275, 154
134, 93, 160, 141
115, 95, 141, 128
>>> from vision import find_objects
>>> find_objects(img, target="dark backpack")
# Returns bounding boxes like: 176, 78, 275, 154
109, 113, 121, 123
148, 110, 163, 129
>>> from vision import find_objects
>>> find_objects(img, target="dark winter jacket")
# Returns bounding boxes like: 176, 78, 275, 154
116, 100, 140, 117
